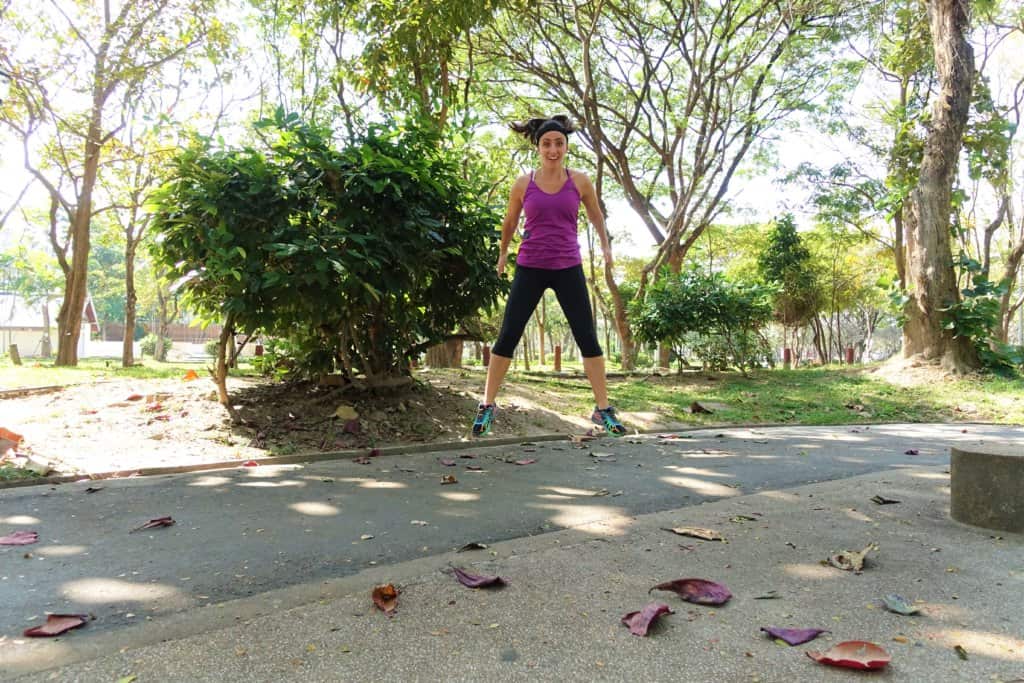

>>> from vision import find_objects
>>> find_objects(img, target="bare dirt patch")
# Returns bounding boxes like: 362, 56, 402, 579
1, 368, 614, 477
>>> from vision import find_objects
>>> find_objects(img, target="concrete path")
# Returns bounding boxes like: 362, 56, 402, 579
2, 424, 1022, 681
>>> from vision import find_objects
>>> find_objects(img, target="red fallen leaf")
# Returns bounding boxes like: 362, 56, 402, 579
761, 626, 829, 645
129, 516, 175, 533
242, 460, 259, 467
515, 459, 537, 466
439, 458, 456, 466
125, 394, 144, 402
0, 530, 38, 545
650, 578, 732, 605
904, 449, 920, 455
368, 448, 381, 457
144, 402, 163, 412
23, 614, 90, 637
182, 369, 199, 381
353, 457, 371, 464
621, 602, 674, 636
372, 583, 399, 615
450, 566, 506, 589
806, 641, 891, 670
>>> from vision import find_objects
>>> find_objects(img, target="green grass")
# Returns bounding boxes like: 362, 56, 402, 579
492, 364, 1024, 427
0, 464, 42, 482
0, 356, 261, 390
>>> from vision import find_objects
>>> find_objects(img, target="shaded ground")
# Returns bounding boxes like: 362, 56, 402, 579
1, 368, 681, 477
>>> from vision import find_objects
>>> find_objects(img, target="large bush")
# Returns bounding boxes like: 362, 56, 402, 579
631, 268, 775, 373
149, 111, 505, 384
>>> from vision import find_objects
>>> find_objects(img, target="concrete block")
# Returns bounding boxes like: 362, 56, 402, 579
950, 444, 1024, 533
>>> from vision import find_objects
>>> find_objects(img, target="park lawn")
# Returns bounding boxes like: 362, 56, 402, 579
507, 364, 1024, 427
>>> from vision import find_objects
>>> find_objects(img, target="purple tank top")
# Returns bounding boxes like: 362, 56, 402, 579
515, 170, 582, 270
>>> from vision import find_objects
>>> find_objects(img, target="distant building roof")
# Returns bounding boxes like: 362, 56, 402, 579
0, 292, 98, 332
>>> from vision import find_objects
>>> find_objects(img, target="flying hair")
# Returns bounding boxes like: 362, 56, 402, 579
510, 115, 576, 145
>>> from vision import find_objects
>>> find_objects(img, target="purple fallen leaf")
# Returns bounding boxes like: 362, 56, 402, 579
904, 449, 920, 455
450, 566, 506, 589
761, 626, 829, 645
129, 516, 175, 533
621, 602, 674, 636
0, 530, 38, 545
806, 640, 891, 670
439, 459, 456, 467
342, 419, 361, 434
515, 459, 537, 466
23, 614, 90, 637
650, 578, 731, 605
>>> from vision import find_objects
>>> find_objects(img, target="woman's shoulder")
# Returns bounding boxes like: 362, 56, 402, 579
567, 169, 594, 192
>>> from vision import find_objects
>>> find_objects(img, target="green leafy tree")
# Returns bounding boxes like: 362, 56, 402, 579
0, 0, 232, 365
150, 112, 506, 414
757, 214, 821, 356
631, 268, 775, 375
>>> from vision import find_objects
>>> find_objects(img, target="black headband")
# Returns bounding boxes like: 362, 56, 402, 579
532, 119, 570, 145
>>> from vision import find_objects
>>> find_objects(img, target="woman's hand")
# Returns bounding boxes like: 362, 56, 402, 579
497, 252, 508, 277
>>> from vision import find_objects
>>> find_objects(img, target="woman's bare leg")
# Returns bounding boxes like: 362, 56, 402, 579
483, 353, 513, 405
582, 355, 610, 409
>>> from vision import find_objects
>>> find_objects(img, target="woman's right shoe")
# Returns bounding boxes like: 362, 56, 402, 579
472, 403, 496, 437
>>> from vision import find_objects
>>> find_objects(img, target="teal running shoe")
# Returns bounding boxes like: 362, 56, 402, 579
472, 403, 496, 437
591, 406, 626, 436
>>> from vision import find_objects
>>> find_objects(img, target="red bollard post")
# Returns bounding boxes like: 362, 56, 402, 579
554, 345, 562, 372
483, 344, 491, 368
845, 347, 855, 365
783, 347, 792, 370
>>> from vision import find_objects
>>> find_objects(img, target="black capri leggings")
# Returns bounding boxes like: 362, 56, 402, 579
492, 264, 603, 358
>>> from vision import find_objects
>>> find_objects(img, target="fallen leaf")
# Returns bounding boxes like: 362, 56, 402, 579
589, 452, 614, 459
760, 626, 829, 646
881, 594, 919, 615
514, 459, 537, 466
662, 526, 725, 542
84, 487, 103, 494
144, 402, 163, 412
368, 448, 381, 457
649, 578, 731, 605
23, 614, 90, 637
954, 644, 968, 660
410, 520, 429, 526
754, 591, 781, 600
904, 449, 920, 456
359, 534, 374, 540
458, 453, 476, 459
621, 602, 674, 636
439, 459, 456, 467
342, 419, 361, 435
182, 369, 199, 381
334, 405, 359, 421
242, 460, 259, 467
806, 641, 891, 670
465, 465, 484, 471
689, 401, 713, 414
352, 457, 371, 464
372, 584, 399, 615
451, 566, 506, 589
441, 474, 458, 485
870, 495, 900, 505
129, 516, 175, 533
657, 433, 692, 439
117, 675, 138, 683
730, 515, 757, 523
0, 530, 38, 545
569, 434, 596, 444
828, 544, 876, 571
457, 542, 488, 552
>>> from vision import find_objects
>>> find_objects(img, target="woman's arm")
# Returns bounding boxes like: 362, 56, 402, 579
497, 174, 528, 276
574, 171, 614, 268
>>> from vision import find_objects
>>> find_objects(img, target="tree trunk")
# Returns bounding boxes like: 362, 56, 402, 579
40, 301, 52, 358
55, 85, 106, 365
901, 0, 979, 372
122, 242, 137, 367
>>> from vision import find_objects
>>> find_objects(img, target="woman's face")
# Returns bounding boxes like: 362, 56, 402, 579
537, 131, 567, 164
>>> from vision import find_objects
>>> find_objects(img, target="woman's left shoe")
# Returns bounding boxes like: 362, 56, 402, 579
591, 406, 627, 436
